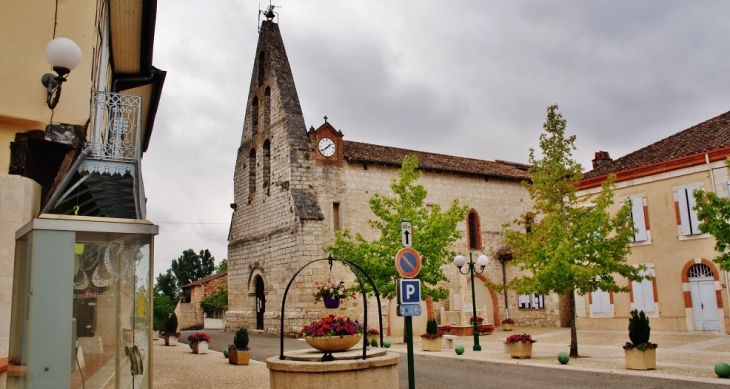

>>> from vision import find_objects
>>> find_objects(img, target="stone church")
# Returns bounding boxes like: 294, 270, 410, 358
226, 17, 565, 336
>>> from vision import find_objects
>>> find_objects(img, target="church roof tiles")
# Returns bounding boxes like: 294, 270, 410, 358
343, 141, 530, 180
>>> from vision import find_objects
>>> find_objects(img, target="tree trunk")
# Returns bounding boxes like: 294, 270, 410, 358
569, 290, 578, 357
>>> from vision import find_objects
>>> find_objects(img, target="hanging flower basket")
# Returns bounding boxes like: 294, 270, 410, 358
313, 281, 357, 308
323, 296, 341, 309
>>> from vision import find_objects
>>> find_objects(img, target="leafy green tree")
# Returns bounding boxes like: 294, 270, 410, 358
153, 292, 174, 330
217, 259, 228, 272
503, 105, 643, 357
170, 249, 216, 300
155, 269, 178, 302
694, 158, 730, 270
327, 155, 468, 301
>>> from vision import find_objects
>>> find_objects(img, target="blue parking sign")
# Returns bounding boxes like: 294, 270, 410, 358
397, 279, 421, 304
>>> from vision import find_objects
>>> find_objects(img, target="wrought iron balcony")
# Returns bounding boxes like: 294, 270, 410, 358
63, 90, 146, 219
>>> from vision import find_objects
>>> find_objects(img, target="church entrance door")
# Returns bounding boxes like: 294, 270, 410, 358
255, 276, 265, 330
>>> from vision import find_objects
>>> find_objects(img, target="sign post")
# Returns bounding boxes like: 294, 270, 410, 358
396, 219, 419, 389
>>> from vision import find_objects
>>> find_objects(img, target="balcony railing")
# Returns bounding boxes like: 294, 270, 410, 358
86, 91, 142, 162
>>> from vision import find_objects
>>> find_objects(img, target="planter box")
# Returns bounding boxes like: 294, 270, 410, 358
192, 341, 208, 354
502, 323, 513, 331
507, 342, 532, 359
625, 347, 656, 370
421, 337, 442, 352
229, 349, 250, 365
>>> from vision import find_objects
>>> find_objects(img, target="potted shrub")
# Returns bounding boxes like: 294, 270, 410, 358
300, 315, 364, 351
505, 333, 535, 359
187, 332, 211, 354
160, 313, 180, 346
501, 317, 514, 331
366, 328, 380, 346
440, 325, 453, 335
421, 319, 442, 352
624, 310, 657, 370
469, 316, 484, 325
313, 281, 357, 309
229, 328, 251, 365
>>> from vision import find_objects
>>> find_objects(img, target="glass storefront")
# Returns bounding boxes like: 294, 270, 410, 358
6, 216, 157, 389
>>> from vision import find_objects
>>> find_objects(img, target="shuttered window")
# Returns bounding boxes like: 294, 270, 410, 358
629, 195, 648, 242
677, 185, 702, 236
591, 289, 611, 313
518, 293, 544, 309
631, 268, 655, 313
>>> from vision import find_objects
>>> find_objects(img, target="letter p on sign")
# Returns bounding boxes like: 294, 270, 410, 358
397, 279, 421, 305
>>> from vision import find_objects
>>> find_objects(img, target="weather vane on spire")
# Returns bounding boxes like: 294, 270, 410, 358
263, 4, 276, 21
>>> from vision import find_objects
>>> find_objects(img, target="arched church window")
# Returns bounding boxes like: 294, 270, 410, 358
264, 87, 271, 128
258, 51, 265, 87
249, 148, 256, 195
263, 140, 271, 190
467, 209, 481, 250
251, 96, 259, 135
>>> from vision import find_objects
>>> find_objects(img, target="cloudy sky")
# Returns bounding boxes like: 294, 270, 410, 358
143, 0, 730, 279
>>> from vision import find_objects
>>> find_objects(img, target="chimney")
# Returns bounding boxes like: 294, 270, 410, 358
592, 151, 612, 169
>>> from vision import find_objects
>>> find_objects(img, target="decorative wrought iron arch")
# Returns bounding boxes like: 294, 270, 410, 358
279, 256, 383, 361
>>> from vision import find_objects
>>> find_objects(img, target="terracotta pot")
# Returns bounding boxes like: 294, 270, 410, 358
507, 341, 532, 359
625, 347, 656, 370
192, 341, 208, 354
229, 349, 250, 365
304, 335, 362, 352
323, 296, 341, 309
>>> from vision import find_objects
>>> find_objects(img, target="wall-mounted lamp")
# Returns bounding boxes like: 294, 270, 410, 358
40, 37, 81, 109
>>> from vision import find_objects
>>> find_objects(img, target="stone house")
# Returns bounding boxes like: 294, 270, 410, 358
227, 17, 564, 337
576, 110, 730, 333
176, 270, 228, 330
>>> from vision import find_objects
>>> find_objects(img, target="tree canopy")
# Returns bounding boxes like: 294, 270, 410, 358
694, 158, 730, 270
503, 105, 643, 356
327, 155, 468, 301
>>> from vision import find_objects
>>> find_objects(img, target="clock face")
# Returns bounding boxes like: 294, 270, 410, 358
318, 137, 336, 157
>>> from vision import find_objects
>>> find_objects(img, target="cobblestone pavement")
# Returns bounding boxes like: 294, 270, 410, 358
152, 327, 730, 388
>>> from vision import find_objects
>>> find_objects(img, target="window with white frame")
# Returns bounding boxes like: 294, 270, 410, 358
591, 288, 611, 313
628, 195, 648, 242
631, 267, 655, 313
676, 184, 702, 236
518, 293, 545, 309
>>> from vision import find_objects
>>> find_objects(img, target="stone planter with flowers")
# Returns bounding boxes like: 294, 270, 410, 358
421, 319, 443, 352
229, 328, 251, 365
501, 317, 514, 331
505, 333, 535, 359
187, 332, 211, 354
301, 314, 364, 352
623, 310, 657, 370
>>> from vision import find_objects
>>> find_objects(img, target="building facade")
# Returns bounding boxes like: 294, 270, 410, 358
226, 17, 563, 337
576, 111, 730, 333
2, 0, 165, 387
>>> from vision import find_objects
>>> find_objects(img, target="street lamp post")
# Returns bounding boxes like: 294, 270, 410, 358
453, 253, 490, 351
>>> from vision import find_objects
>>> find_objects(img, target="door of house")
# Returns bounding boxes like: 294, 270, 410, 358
255, 276, 265, 330
689, 264, 719, 331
